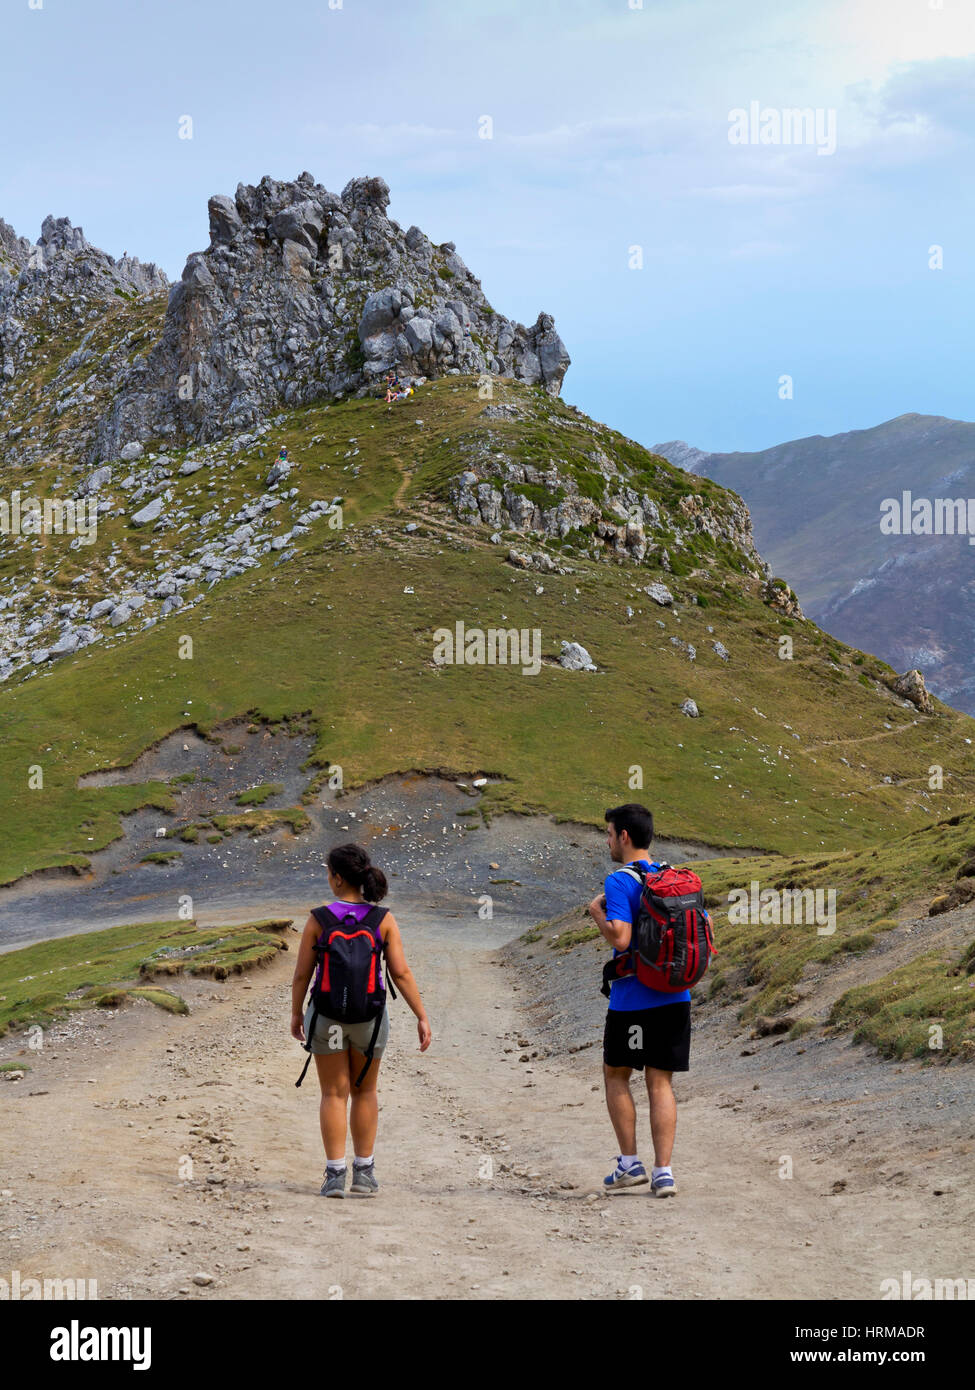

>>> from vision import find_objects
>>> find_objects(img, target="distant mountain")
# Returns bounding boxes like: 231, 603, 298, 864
655, 415, 975, 714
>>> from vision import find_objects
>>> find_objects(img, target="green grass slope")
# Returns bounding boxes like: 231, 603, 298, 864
2, 378, 975, 886
0, 917, 292, 1036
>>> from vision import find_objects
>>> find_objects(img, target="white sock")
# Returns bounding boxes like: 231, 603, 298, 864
326, 1159, 347, 1173
353, 1155, 374, 1168
620, 1154, 640, 1168
652, 1165, 672, 1178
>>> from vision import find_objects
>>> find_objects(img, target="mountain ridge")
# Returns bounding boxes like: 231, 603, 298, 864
655, 413, 975, 713
0, 172, 570, 480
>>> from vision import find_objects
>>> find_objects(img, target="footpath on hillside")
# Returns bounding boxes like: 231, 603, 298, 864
1, 900, 970, 1301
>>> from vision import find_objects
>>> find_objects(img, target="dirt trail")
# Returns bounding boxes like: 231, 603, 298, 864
1, 907, 969, 1301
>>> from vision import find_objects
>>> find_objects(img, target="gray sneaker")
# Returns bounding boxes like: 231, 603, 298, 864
350, 1162, 379, 1196
320, 1167, 347, 1198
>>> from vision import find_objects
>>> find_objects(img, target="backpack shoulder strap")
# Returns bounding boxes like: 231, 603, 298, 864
360, 904, 388, 933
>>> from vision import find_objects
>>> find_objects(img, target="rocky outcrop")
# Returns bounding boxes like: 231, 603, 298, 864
89, 172, 569, 460
890, 668, 934, 714
0, 218, 31, 274
929, 879, 975, 915
763, 577, 804, 618
449, 447, 767, 576
0, 214, 167, 390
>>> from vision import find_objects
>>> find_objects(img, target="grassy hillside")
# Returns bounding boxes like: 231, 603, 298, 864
3, 379, 975, 888
0, 916, 292, 1036
521, 808, 975, 1057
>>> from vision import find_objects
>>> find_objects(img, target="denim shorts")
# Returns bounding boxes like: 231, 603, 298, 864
303, 1003, 390, 1057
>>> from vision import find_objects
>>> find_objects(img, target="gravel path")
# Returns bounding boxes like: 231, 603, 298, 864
1, 895, 970, 1300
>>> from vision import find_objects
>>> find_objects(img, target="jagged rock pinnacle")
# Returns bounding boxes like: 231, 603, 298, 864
89, 171, 570, 460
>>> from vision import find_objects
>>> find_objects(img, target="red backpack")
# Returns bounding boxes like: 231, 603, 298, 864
601, 863, 716, 996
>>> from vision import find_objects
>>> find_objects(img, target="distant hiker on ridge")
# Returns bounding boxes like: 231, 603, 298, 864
588, 804, 715, 1196
291, 842, 432, 1198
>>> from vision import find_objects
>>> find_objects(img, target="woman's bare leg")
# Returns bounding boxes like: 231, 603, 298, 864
348, 1049, 380, 1158
314, 1051, 351, 1161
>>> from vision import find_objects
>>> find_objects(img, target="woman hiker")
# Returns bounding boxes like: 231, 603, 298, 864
291, 842, 432, 1197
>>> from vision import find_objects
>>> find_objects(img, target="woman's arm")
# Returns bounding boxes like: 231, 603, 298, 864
290, 915, 320, 1041
381, 912, 432, 1051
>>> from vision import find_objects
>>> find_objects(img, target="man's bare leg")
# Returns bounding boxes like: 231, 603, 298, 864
645, 1067, 676, 1167
604, 1064, 638, 1154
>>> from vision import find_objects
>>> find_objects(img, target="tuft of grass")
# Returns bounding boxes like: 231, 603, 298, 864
211, 807, 309, 837
550, 926, 600, 950
829, 943, 975, 1060
87, 989, 127, 1007
235, 782, 284, 807
128, 986, 189, 1014
140, 849, 183, 866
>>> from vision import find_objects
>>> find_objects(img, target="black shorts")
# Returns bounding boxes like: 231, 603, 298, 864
603, 1002, 691, 1072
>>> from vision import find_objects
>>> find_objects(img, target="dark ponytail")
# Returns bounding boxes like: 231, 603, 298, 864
327, 842, 388, 902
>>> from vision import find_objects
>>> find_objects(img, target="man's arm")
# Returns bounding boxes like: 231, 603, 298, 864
588, 893, 632, 952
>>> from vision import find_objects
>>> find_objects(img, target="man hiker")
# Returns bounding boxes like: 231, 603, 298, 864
588, 803, 706, 1196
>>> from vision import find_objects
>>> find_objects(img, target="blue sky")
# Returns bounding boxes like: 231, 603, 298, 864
2, 0, 974, 452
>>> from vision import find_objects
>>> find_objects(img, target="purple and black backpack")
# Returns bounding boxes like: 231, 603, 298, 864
295, 903, 396, 1089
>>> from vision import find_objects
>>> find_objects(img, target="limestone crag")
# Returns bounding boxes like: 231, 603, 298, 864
91, 173, 569, 461
0, 214, 168, 470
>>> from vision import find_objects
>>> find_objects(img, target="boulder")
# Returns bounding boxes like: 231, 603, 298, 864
645, 582, 674, 607
891, 669, 933, 714
48, 629, 81, 656
265, 460, 291, 487
559, 641, 596, 671
131, 496, 164, 526
78, 465, 111, 497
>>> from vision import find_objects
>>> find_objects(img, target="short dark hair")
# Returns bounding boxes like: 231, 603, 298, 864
604, 803, 653, 849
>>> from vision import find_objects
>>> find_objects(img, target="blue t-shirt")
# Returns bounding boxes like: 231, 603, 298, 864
604, 859, 693, 1011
